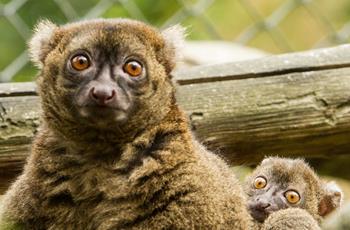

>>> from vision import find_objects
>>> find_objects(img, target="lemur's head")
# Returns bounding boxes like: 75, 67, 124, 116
29, 19, 185, 142
245, 157, 343, 223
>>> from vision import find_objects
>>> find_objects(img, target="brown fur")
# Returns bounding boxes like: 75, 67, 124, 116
262, 208, 321, 230
0, 19, 252, 229
245, 157, 342, 229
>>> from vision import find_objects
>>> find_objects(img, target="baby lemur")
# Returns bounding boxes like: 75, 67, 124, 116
245, 157, 342, 228
0, 19, 253, 229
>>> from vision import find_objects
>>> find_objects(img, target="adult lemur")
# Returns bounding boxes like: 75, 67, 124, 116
0, 18, 321, 230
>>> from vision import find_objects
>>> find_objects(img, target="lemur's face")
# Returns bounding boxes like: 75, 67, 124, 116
245, 169, 306, 222
31, 19, 180, 131
61, 30, 154, 126
244, 158, 320, 222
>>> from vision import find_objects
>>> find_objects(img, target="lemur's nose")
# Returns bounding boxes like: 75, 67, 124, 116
255, 198, 271, 210
257, 202, 270, 210
89, 86, 116, 106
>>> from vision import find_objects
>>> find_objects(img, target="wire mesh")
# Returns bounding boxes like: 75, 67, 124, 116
0, 0, 350, 82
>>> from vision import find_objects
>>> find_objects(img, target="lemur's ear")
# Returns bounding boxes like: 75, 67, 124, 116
261, 157, 274, 166
160, 25, 186, 73
28, 19, 58, 68
318, 181, 343, 217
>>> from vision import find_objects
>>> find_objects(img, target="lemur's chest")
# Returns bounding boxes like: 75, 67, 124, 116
37, 161, 148, 228
33, 145, 188, 228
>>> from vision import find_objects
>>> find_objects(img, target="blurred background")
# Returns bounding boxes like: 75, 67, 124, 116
1, 0, 350, 82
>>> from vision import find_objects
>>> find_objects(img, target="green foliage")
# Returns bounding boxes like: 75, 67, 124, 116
1, 1, 350, 82
0, 219, 24, 230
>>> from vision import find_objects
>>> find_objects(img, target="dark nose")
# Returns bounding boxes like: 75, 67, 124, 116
89, 86, 116, 106
255, 200, 271, 210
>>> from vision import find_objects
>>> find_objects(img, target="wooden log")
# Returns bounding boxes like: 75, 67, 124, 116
2, 45, 350, 192
0, 84, 39, 192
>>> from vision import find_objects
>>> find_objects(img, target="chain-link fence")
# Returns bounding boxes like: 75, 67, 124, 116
1, 0, 350, 82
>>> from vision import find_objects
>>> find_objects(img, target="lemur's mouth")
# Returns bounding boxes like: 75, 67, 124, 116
77, 104, 129, 124
249, 208, 270, 222
85, 104, 125, 111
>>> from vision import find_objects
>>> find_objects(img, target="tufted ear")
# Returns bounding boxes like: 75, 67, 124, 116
28, 19, 58, 68
318, 181, 343, 217
160, 25, 186, 73
261, 157, 274, 166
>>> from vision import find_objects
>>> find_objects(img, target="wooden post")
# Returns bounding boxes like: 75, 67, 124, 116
1, 45, 350, 192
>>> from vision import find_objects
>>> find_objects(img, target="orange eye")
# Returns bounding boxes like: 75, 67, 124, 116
254, 176, 267, 189
285, 190, 300, 204
123, 60, 143, 77
71, 55, 90, 71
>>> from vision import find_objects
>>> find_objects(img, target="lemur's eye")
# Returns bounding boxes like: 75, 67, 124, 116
285, 190, 300, 204
123, 60, 143, 77
71, 55, 90, 71
254, 176, 267, 189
